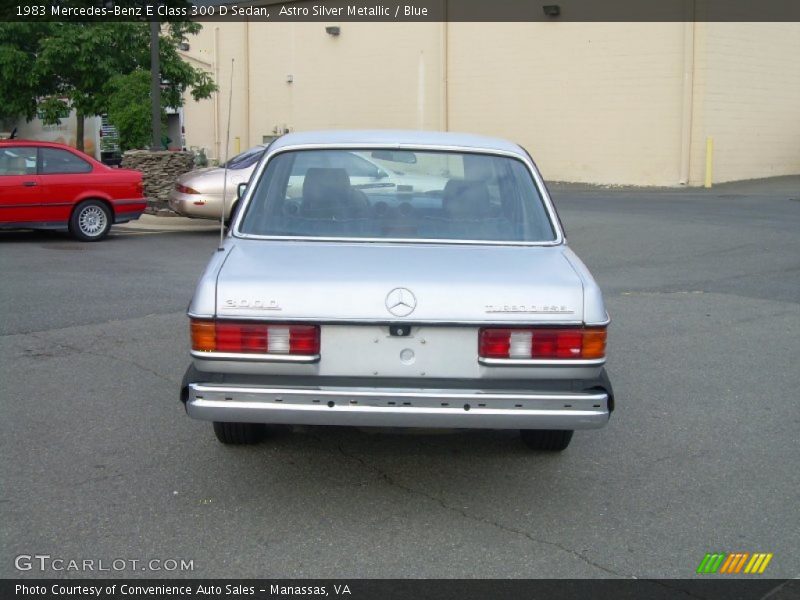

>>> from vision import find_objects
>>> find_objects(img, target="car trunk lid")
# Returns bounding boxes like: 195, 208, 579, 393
215, 240, 584, 323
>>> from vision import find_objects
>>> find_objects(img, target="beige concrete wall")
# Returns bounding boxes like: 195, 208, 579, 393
182, 22, 444, 162
246, 22, 444, 137
688, 22, 800, 185
446, 22, 687, 185
180, 22, 249, 162
180, 21, 800, 184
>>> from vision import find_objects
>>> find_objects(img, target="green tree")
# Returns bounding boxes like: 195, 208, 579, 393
0, 18, 215, 151
106, 70, 161, 151
0, 23, 59, 122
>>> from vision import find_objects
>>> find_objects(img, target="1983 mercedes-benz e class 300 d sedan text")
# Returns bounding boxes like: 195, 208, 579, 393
181, 131, 613, 451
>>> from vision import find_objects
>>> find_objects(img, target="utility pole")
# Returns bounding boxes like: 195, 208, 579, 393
150, 14, 161, 150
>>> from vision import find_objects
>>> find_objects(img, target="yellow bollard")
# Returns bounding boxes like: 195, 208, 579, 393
704, 137, 713, 188
234, 136, 241, 155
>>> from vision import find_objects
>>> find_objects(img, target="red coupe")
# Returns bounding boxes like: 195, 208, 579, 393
0, 140, 146, 241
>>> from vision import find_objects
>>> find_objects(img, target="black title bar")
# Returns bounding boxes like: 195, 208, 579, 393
3, 579, 796, 600
2, 0, 800, 22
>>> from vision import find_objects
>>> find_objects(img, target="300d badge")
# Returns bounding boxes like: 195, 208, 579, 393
223, 298, 282, 311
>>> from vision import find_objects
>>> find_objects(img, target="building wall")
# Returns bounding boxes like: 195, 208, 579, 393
13, 110, 101, 158
446, 22, 687, 185
181, 22, 247, 161
181, 21, 800, 186
688, 22, 800, 185
249, 22, 444, 135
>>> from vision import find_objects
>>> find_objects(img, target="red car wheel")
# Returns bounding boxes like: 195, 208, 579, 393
69, 200, 112, 242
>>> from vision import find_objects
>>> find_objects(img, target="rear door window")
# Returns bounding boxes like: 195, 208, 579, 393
39, 148, 92, 174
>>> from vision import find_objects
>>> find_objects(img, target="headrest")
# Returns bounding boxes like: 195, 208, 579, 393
302, 168, 351, 202
443, 179, 491, 219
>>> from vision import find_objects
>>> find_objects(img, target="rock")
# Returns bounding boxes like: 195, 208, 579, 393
121, 150, 195, 210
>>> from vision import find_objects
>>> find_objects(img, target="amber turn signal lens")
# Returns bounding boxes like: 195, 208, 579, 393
190, 320, 216, 352
581, 328, 607, 359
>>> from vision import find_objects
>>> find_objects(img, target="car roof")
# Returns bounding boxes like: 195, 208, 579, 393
0, 139, 82, 150
269, 130, 527, 157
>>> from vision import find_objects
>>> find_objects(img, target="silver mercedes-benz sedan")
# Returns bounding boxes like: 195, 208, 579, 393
181, 130, 613, 451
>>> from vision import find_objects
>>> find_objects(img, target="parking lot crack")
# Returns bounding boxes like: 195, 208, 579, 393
334, 443, 628, 578
0, 310, 186, 338
27, 333, 178, 385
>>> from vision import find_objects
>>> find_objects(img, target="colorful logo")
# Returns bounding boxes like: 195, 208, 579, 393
697, 552, 773, 574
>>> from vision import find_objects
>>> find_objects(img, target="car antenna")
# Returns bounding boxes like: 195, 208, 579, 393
219, 58, 235, 251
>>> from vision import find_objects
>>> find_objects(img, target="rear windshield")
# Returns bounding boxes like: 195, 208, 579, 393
223, 146, 265, 170
237, 149, 556, 243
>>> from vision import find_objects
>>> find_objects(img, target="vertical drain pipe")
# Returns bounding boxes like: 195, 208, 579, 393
679, 16, 695, 185
440, 0, 449, 131
244, 20, 251, 148
418, 51, 426, 130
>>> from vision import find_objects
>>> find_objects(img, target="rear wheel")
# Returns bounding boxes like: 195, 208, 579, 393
520, 429, 574, 451
69, 199, 112, 241
213, 421, 267, 445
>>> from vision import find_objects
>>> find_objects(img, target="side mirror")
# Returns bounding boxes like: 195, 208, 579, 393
237, 182, 247, 199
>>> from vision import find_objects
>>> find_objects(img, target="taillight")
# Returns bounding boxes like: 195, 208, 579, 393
176, 183, 200, 194
190, 320, 320, 355
479, 327, 606, 360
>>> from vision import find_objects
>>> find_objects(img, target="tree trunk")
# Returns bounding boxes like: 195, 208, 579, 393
75, 112, 85, 153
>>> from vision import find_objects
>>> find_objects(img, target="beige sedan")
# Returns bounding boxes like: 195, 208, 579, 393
169, 146, 265, 220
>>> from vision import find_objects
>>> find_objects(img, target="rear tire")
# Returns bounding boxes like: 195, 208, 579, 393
69, 199, 112, 241
213, 421, 266, 445
520, 429, 574, 451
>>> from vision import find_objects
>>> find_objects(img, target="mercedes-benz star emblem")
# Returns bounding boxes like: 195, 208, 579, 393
385, 287, 417, 317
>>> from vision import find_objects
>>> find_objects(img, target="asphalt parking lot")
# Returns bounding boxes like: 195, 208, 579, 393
1, 176, 798, 579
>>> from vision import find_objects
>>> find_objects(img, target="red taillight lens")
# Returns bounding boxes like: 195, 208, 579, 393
479, 327, 606, 360
288, 325, 320, 354
479, 329, 512, 358
215, 321, 269, 352
531, 330, 583, 358
190, 320, 320, 355
176, 183, 200, 194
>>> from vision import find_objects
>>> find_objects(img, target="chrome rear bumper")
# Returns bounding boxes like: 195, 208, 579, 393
185, 383, 610, 430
